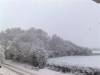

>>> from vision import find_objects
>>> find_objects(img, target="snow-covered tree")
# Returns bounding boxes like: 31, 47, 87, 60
31, 48, 48, 68
0, 45, 5, 64
0, 27, 92, 68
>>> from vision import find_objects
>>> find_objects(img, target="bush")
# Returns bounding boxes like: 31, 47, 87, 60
31, 48, 48, 68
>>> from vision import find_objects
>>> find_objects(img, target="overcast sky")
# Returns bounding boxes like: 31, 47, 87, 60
0, 0, 100, 48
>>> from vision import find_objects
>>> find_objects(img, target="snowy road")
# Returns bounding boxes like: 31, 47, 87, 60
0, 66, 74, 75
4, 60, 74, 75
0, 67, 19, 75
0, 60, 74, 75
38, 69, 74, 75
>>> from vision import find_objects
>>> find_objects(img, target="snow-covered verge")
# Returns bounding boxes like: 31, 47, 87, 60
47, 63, 100, 75
38, 68, 74, 75
5, 60, 74, 75
47, 56, 100, 75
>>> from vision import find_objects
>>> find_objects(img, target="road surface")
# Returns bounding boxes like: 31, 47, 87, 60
0, 67, 19, 75
0, 64, 74, 75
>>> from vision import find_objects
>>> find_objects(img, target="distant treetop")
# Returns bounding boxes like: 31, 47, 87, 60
93, 0, 100, 3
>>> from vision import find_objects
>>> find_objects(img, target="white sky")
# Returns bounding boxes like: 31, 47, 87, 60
0, 0, 100, 48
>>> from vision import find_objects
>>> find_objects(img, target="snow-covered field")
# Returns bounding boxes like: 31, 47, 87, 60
47, 55, 100, 68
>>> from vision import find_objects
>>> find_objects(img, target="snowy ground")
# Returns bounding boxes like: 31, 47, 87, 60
1, 56, 100, 75
37, 69, 74, 75
0, 67, 74, 75
0, 67, 19, 75
47, 55, 100, 69
3, 60, 74, 75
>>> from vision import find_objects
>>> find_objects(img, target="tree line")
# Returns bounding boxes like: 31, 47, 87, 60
0, 27, 92, 68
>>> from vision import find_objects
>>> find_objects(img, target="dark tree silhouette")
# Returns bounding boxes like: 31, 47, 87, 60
93, 0, 100, 3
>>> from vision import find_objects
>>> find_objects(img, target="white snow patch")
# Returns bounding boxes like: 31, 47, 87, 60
47, 56, 100, 68
38, 68, 74, 75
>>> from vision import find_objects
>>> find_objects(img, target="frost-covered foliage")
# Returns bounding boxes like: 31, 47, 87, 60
0, 45, 5, 64
31, 48, 48, 68
48, 35, 91, 57
0, 27, 92, 68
